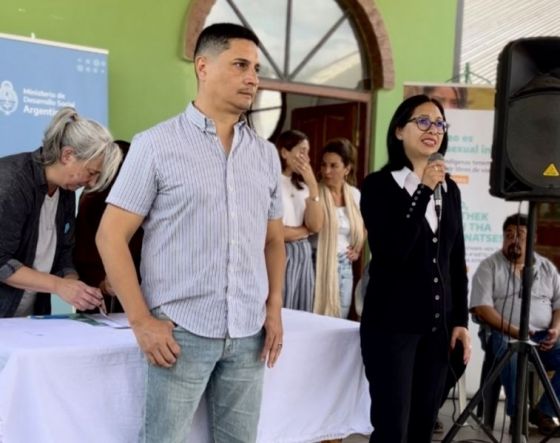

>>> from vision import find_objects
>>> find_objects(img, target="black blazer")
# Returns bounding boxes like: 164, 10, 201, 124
360, 169, 468, 334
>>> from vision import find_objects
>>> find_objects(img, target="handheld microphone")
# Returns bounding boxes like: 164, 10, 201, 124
428, 152, 444, 218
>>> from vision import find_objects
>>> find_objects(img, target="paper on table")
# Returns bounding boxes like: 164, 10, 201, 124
83, 313, 130, 329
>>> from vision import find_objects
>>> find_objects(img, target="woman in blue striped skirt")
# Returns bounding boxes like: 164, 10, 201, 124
276, 130, 323, 311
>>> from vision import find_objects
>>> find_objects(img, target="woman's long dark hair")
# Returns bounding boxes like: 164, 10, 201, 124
384, 94, 448, 171
275, 129, 309, 190
320, 138, 357, 186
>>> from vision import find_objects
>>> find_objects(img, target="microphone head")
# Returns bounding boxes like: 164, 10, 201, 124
428, 152, 444, 163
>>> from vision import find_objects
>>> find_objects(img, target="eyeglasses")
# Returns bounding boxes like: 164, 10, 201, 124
407, 116, 449, 134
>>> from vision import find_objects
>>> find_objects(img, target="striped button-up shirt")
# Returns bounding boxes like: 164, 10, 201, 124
107, 104, 283, 338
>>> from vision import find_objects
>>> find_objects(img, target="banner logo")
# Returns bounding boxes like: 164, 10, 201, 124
0, 80, 18, 116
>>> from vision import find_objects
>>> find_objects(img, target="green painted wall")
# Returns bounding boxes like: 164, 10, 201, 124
372, 0, 459, 170
0, 0, 196, 141
0, 0, 458, 163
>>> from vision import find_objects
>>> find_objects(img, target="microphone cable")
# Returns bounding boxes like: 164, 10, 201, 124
432, 176, 465, 432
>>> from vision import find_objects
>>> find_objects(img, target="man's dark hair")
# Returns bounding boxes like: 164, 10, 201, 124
502, 213, 528, 231
194, 23, 259, 58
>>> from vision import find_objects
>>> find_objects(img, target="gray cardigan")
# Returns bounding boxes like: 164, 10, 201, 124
0, 148, 76, 317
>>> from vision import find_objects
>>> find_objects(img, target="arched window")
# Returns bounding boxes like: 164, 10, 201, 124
184, 0, 394, 179
203, 0, 367, 90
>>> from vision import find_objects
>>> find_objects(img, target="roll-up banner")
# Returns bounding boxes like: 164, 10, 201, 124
0, 33, 108, 156
0, 33, 108, 314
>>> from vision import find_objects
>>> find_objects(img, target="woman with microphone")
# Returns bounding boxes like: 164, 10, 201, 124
359, 95, 471, 442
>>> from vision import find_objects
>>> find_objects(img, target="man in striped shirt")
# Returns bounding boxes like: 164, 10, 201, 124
96, 23, 285, 443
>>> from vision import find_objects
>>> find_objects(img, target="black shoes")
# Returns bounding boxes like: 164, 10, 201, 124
433, 417, 444, 434
529, 408, 560, 436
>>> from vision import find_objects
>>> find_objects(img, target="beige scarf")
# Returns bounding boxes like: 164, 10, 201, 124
313, 182, 365, 317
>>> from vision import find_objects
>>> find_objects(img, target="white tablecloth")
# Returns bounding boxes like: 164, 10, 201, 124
0, 309, 371, 443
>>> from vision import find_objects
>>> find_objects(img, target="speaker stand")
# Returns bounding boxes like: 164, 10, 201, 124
442, 202, 560, 443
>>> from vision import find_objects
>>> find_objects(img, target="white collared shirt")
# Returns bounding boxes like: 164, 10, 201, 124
280, 174, 309, 227
391, 167, 447, 233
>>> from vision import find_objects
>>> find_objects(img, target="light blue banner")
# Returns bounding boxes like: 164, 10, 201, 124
0, 33, 108, 156
0, 34, 108, 314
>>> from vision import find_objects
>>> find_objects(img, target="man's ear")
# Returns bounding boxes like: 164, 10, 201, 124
195, 55, 208, 81
60, 146, 75, 164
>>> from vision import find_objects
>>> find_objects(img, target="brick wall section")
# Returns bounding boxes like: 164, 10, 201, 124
183, 0, 216, 61
347, 0, 395, 89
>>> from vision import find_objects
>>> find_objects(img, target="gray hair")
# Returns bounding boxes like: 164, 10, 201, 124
41, 107, 122, 192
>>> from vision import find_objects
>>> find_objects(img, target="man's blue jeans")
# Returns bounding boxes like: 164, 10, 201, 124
141, 308, 265, 443
489, 329, 560, 418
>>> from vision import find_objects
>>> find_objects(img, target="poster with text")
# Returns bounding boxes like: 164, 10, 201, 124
0, 33, 108, 156
0, 33, 108, 314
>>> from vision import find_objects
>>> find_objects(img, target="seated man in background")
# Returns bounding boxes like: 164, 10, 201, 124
470, 213, 560, 435
74, 140, 143, 313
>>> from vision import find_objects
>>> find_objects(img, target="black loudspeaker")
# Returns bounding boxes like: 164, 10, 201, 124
490, 37, 560, 201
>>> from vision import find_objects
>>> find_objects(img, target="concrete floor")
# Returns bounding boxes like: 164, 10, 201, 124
340, 399, 560, 442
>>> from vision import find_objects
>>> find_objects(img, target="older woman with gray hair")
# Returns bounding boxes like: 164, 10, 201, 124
0, 106, 122, 317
